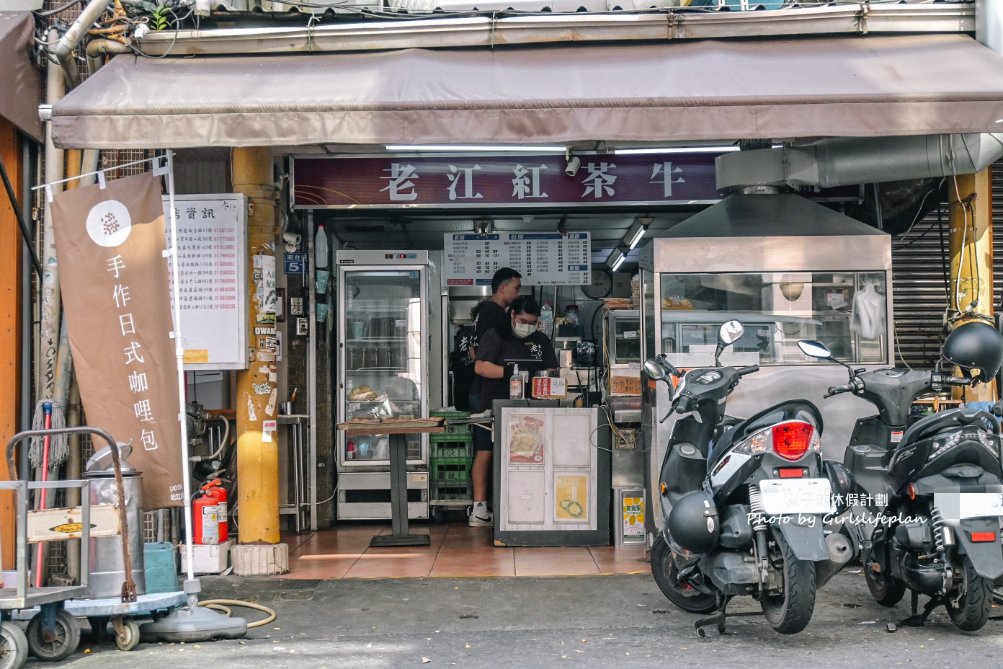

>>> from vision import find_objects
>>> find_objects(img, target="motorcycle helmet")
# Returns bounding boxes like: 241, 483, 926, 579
666, 490, 720, 554
941, 320, 1003, 384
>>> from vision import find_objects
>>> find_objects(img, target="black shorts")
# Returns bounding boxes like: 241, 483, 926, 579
473, 422, 493, 453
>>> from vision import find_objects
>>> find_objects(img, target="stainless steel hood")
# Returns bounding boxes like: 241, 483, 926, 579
645, 192, 890, 275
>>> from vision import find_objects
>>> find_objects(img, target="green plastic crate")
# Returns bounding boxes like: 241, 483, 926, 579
431, 439, 474, 459
431, 483, 473, 502
431, 456, 473, 484
431, 409, 470, 419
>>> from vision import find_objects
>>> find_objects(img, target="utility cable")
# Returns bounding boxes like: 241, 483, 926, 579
199, 599, 277, 629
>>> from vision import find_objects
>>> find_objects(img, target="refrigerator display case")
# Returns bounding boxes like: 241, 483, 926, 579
337, 250, 430, 520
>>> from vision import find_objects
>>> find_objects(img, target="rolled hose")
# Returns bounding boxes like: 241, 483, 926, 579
198, 599, 277, 629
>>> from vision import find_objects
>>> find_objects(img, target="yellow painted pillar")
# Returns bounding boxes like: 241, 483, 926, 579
231, 148, 280, 544
948, 169, 996, 402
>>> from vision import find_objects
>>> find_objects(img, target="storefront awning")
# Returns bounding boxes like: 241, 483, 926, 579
0, 12, 44, 142
52, 33, 1003, 150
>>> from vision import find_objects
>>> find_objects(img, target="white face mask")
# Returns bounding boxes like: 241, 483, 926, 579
513, 321, 536, 339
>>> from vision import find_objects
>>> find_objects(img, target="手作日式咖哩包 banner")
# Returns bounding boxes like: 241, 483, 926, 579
51, 172, 184, 508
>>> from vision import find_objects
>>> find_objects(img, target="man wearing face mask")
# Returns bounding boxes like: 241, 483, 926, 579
468, 296, 558, 527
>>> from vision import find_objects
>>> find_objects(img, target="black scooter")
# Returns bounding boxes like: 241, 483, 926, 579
648, 321, 856, 636
799, 329, 1003, 631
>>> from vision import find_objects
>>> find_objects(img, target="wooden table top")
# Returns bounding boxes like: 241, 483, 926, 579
338, 421, 445, 437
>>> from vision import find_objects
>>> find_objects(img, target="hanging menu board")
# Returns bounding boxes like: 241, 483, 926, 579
443, 232, 591, 286
163, 194, 247, 370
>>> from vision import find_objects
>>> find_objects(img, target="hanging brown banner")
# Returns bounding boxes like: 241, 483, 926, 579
51, 172, 183, 508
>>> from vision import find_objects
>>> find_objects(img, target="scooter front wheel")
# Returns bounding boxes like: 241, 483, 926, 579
864, 562, 906, 607
650, 534, 717, 614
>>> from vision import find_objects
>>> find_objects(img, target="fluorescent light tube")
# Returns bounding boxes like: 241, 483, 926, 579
385, 145, 567, 153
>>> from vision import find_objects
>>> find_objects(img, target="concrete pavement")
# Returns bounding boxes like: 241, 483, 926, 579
41, 570, 1003, 668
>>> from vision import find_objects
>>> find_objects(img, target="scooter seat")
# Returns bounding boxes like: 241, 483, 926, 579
709, 400, 823, 468
897, 405, 997, 452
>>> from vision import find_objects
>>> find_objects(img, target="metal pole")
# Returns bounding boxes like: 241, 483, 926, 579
307, 211, 318, 530
39, 28, 65, 404
164, 153, 198, 591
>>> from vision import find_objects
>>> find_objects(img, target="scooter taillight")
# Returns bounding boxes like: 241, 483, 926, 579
772, 421, 815, 461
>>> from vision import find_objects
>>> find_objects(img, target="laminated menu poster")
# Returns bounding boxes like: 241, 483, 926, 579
555, 475, 589, 522
508, 414, 546, 465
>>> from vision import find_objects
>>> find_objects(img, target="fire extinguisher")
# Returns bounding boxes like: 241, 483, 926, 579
193, 479, 228, 544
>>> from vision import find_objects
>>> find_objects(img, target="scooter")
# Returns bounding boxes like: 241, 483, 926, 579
798, 320, 1003, 631
647, 320, 856, 637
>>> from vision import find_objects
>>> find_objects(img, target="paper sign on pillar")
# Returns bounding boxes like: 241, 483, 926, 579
51, 172, 183, 508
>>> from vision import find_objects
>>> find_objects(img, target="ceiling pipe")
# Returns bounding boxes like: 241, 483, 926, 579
716, 133, 1003, 191
51, 0, 113, 64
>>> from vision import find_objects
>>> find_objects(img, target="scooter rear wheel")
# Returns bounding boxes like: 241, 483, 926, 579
760, 528, 816, 634
650, 534, 717, 614
948, 557, 992, 632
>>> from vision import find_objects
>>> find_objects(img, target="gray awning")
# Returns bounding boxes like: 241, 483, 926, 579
52, 33, 1003, 150
0, 12, 43, 142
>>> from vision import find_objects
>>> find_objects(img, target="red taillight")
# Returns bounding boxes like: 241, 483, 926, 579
971, 531, 996, 543
772, 421, 814, 461
778, 468, 805, 479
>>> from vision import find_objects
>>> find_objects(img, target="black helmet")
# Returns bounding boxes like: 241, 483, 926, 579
942, 321, 1003, 384
667, 490, 720, 554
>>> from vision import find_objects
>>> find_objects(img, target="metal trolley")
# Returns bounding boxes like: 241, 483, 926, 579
0, 427, 138, 667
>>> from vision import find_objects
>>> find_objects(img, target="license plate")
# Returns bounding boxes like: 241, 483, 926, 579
934, 492, 1003, 520
759, 479, 833, 515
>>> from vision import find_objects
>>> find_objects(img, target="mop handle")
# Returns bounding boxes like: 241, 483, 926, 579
34, 402, 52, 589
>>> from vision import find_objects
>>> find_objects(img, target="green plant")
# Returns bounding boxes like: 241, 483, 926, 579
150, 3, 170, 31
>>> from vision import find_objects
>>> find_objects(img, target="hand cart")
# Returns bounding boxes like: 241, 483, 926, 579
0, 426, 150, 665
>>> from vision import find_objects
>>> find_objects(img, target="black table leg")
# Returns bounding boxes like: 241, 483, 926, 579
370, 433, 430, 547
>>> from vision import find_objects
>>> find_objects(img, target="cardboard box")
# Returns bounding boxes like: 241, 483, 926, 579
531, 376, 566, 399
610, 372, 641, 396
180, 539, 233, 575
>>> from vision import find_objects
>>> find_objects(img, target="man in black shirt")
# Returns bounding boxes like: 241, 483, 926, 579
466, 268, 521, 527
468, 296, 557, 527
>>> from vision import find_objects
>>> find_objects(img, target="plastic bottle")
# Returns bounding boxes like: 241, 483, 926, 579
509, 364, 524, 399
540, 302, 554, 338
315, 223, 329, 269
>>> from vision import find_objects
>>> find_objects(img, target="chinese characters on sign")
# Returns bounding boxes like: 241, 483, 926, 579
163, 194, 248, 370
51, 172, 184, 508
444, 232, 591, 286
293, 154, 719, 208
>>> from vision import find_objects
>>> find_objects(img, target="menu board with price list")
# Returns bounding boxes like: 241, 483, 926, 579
443, 232, 591, 286
163, 193, 247, 370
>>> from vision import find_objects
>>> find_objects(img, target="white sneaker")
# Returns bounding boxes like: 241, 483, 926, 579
467, 506, 493, 527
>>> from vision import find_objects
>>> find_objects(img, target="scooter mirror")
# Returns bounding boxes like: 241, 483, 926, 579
643, 359, 667, 382
718, 320, 744, 346
798, 339, 832, 359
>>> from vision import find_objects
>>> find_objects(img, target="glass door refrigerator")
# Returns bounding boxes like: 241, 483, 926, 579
336, 250, 430, 520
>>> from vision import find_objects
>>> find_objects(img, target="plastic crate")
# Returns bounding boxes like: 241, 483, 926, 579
430, 409, 473, 437
431, 439, 474, 459
431, 409, 470, 419
431, 456, 474, 484
431, 482, 473, 502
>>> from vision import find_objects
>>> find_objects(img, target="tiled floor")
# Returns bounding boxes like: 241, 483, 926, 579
278, 522, 648, 580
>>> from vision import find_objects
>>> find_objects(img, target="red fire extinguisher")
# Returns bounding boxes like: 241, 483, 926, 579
193, 479, 228, 544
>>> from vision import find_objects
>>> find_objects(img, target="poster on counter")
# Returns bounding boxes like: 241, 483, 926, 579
508, 414, 546, 465
444, 232, 590, 287
555, 474, 589, 523
163, 194, 247, 370
499, 406, 598, 533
